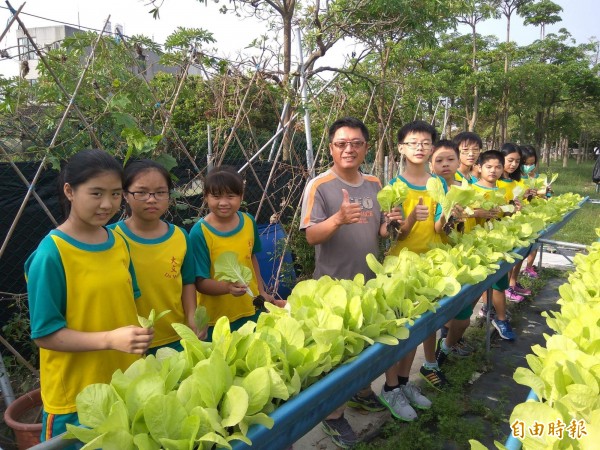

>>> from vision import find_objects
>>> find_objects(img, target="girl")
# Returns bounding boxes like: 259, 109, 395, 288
190, 166, 278, 341
110, 160, 202, 353
26, 149, 153, 441
497, 143, 530, 302
520, 145, 541, 278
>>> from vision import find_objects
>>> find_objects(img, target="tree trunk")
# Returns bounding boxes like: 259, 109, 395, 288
562, 136, 569, 168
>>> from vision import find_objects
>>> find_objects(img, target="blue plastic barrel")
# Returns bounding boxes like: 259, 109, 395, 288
256, 223, 296, 299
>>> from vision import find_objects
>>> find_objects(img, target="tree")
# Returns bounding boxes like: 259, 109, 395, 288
457, 0, 501, 131
520, 0, 562, 40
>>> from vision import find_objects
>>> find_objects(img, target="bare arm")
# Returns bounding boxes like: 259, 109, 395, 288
34, 326, 154, 355
379, 207, 403, 238
195, 277, 246, 297
305, 188, 361, 246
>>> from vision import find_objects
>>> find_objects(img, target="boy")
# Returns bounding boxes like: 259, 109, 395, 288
300, 117, 402, 448
429, 140, 475, 361
471, 151, 516, 341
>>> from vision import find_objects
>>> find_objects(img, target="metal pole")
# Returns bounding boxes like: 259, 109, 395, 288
207, 124, 213, 172
268, 101, 289, 162
486, 287, 493, 354
296, 28, 315, 178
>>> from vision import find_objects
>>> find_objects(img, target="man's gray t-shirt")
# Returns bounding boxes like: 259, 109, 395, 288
300, 169, 384, 280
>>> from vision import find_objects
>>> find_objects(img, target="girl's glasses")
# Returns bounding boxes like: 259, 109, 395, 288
126, 191, 170, 201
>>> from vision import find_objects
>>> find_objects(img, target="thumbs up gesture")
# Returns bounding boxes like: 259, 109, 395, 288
413, 196, 429, 221
336, 189, 362, 225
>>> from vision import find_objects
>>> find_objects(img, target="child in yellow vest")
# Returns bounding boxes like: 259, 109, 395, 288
472, 150, 516, 341
380, 121, 444, 422
497, 143, 531, 302
110, 160, 202, 354
190, 166, 278, 340
26, 149, 154, 442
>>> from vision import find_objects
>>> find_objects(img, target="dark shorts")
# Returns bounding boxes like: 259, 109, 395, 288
206, 310, 261, 341
146, 339, 184, 356
492, 273, 509, 291
455, 303, 474, 321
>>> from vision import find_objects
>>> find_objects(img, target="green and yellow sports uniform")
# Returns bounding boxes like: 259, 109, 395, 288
26, 228, 141, 438
110, 221, 195, 350
388, 175, 444, 255
190, 211, 261, 326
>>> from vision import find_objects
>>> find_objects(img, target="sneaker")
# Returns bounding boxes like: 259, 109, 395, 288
440, 325, 449, 339
522, 266, 539, 278
478, 306, 495, 319
492, 319, 516, 341
401, 383, 432, 410
505, 287, 525, 303
321, 415, 358, 449
378, 386, 417, 421
419, 365, 450, 391
514, 282, 532, 296
456, 337, 475, 354
435, 338, 448, 366
347, 391, 386, 412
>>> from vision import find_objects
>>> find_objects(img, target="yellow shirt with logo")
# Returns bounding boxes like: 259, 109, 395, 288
388, 175, 443, 255
110, 221, 195, 348
190, 212, 261, 325
26, 229, 141, 414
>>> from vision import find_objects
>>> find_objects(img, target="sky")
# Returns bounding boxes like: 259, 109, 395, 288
0, 0, 598, 78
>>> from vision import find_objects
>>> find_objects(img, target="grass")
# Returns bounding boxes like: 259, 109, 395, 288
542, 159, 600, 245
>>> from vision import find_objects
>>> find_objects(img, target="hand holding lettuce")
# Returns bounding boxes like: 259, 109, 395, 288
214, 251, 254, 298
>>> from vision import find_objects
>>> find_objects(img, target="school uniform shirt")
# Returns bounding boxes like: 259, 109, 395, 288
299, 169, 384, 280
26, 228, 141, 414
454, 172, 477, 234
455, 170, 477, 184
388, 175, 444, 255
110, 221, 195, 348
472, 182, 503, 226
190, 211, 260, 325
497, 178, 524, 203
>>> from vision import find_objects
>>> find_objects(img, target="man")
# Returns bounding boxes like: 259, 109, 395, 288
299, 116, 401, 448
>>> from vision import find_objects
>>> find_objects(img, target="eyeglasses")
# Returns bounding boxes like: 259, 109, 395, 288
332, 140, 366, 150
126, 191, 170, 201
460, 147, 481, 155
401, 141, 432, 150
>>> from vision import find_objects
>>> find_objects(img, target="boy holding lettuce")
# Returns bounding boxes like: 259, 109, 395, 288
300, 116, 402, 448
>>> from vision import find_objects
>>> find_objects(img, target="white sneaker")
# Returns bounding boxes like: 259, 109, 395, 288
401, 383, 432, 410
378, 386, 417, 421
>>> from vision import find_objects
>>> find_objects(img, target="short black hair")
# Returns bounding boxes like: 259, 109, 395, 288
477, 150, 505, 167
453, 131, 483, 149
432, 139, 459, 157
123, 159, 173, 192
520, 145, 538, 165
204, 166, 244, 196
328, 117, 369, 142
397, 120, 438, 144
58, 149, 123, 216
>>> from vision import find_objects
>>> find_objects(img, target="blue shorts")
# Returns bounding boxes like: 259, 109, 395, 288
206, 311, 261, 341
42, 409, 82, 449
